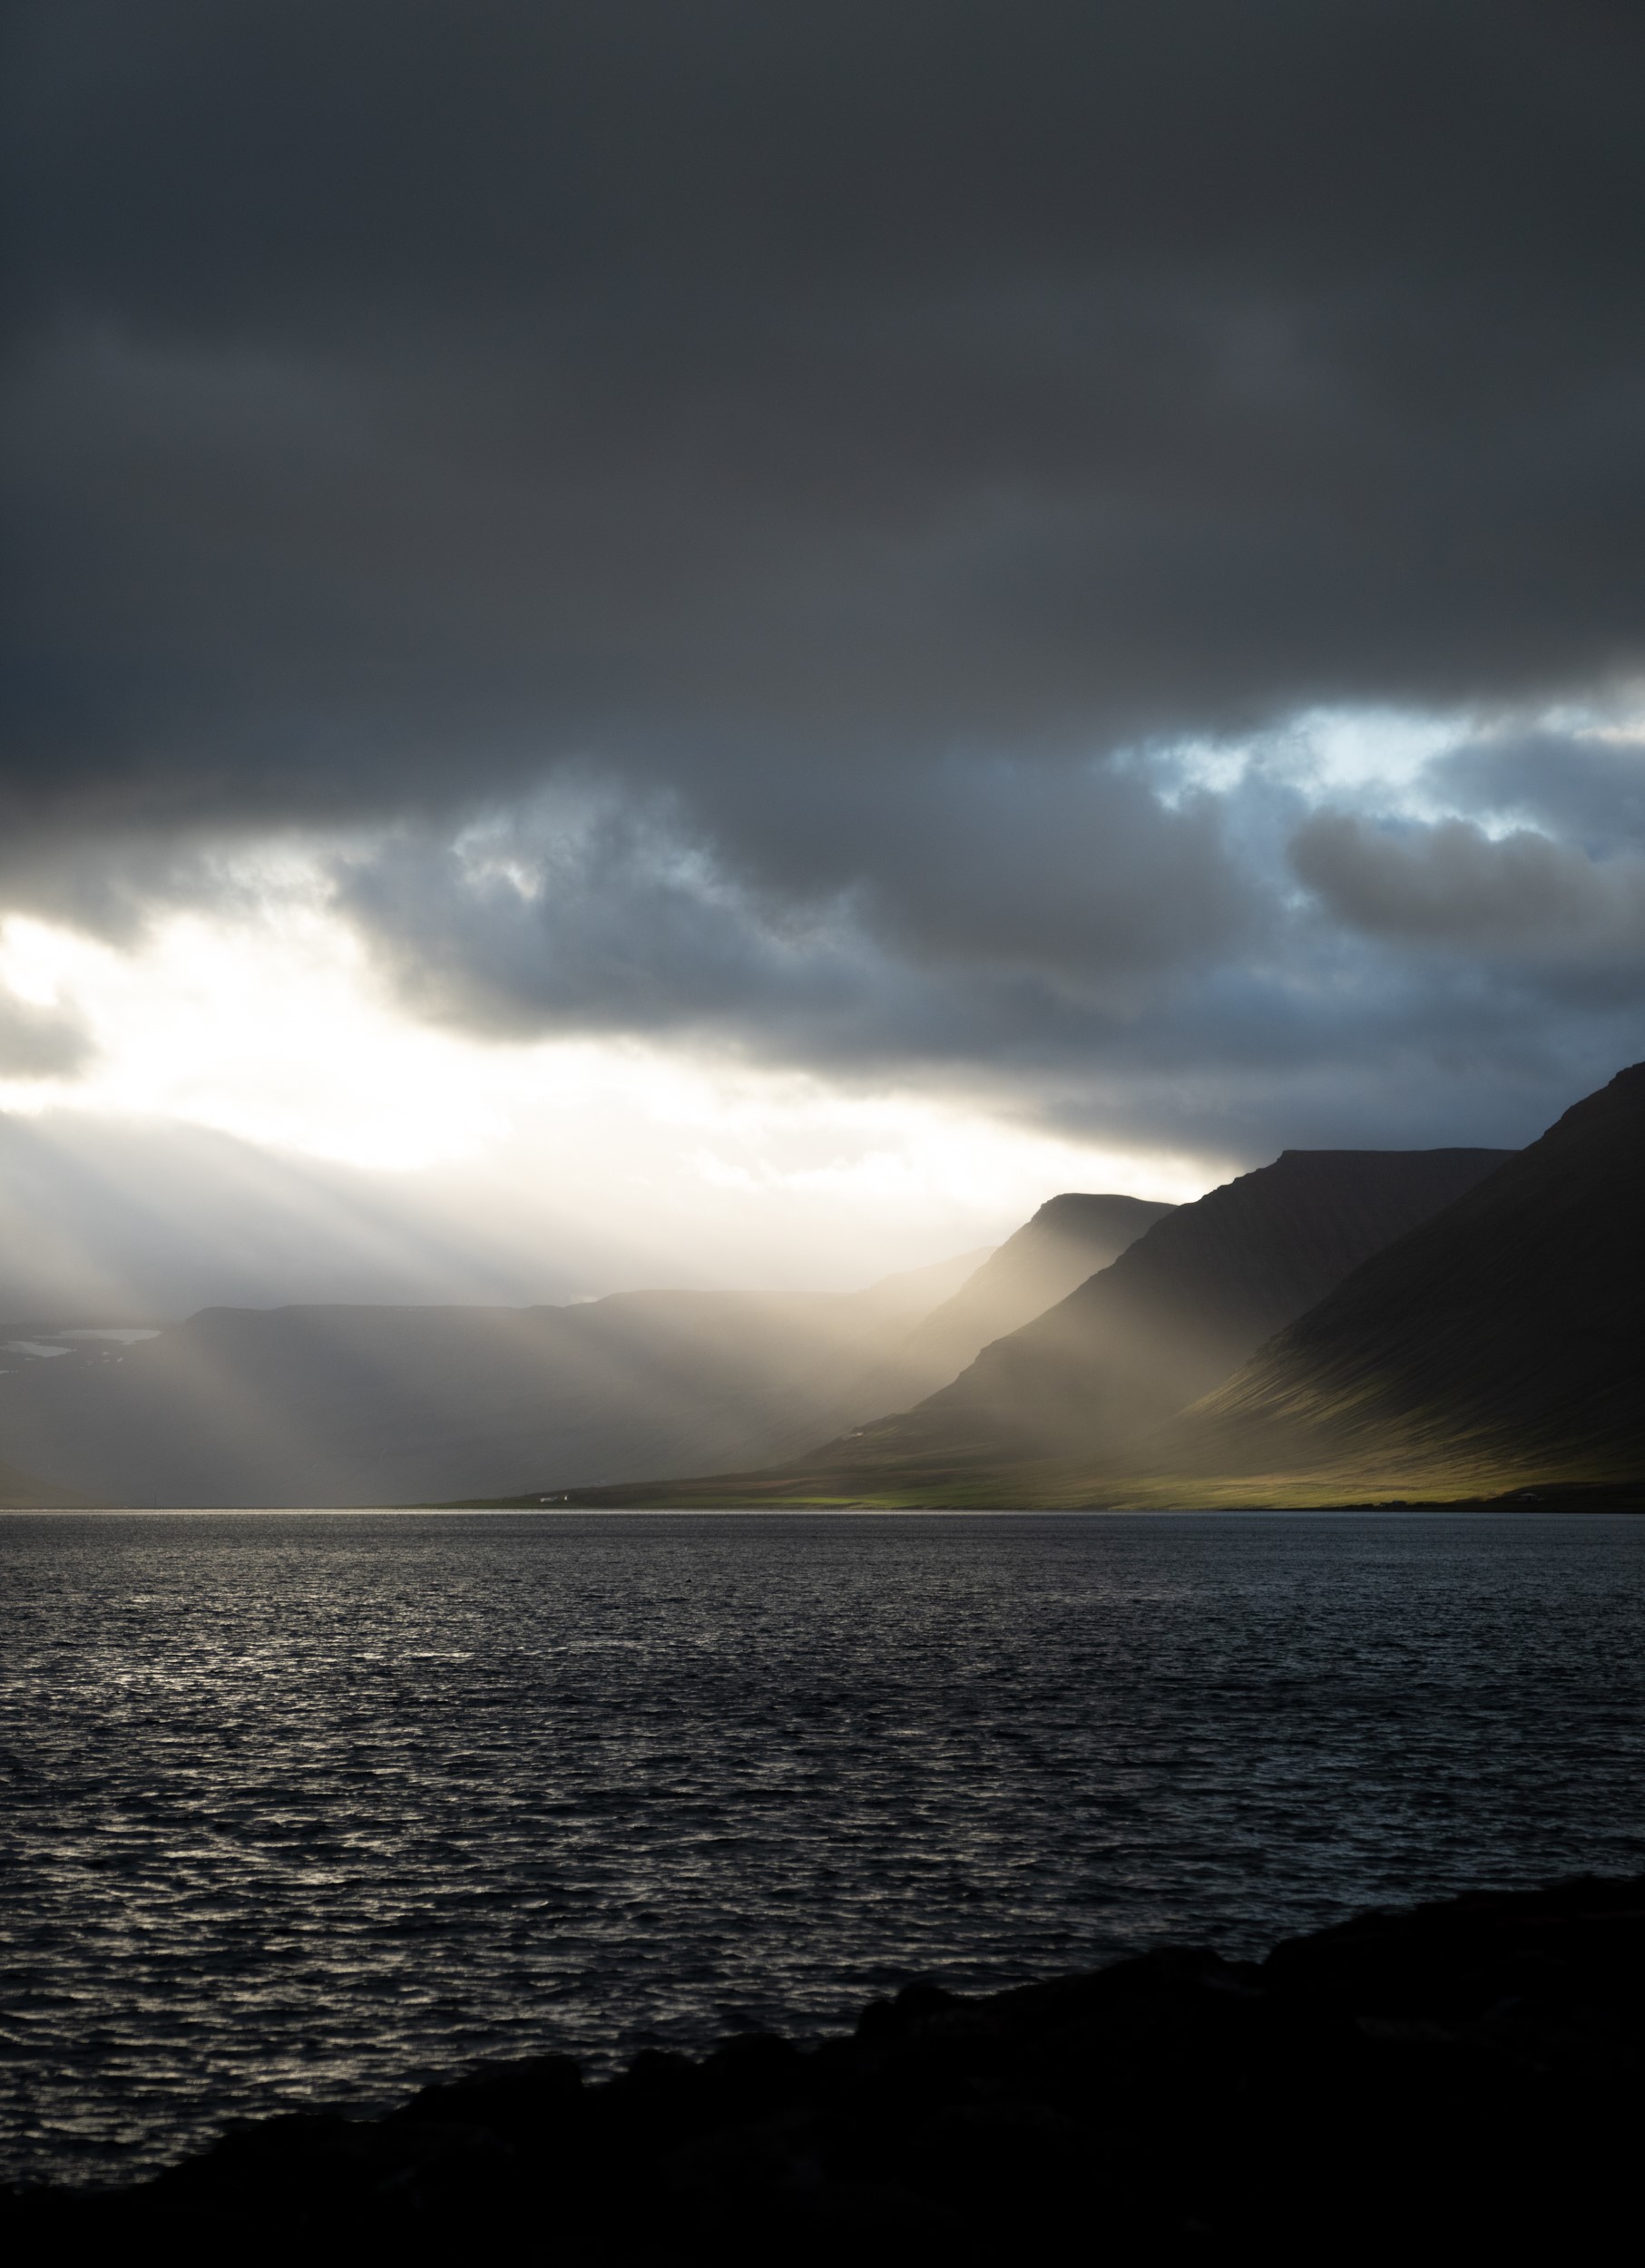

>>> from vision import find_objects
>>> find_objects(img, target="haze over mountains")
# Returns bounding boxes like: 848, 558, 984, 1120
896, 1194, 1173, 1387
577, 1146, 1509, 1506
0, 1257, 964, 1509
1, 1068, 1639, 1510
837, 1149, 1507, 1480
570, 1063, 1641, 1508
0, 1114, 608, 1322
0, 1191, 1165, 1507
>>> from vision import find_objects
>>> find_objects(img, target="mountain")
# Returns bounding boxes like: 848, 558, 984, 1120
0, 1176, 1182, 1507
0, 1248, 984, 1509
566, 1145, 1511, 1504
897, 1193, 1174, 1383
1156, 1062, 1645, 1499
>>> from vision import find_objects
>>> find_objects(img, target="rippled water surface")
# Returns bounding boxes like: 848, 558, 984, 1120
3, 1509, 1643, 2185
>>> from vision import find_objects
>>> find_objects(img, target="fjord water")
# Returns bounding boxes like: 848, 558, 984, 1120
3, 1512, 1642, 2187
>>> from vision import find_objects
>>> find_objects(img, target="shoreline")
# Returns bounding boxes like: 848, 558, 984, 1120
8, 1872, 1642, 2256
5, 1491, 1645, 1518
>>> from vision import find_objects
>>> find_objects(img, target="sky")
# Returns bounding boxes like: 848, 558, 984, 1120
4, 1, 1644, 1312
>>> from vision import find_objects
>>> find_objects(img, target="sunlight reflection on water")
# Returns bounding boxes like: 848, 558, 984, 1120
2, 1509, 1642, 2185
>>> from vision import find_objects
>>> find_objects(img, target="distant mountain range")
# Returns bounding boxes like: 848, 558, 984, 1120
3, 1067, 1639, 1510
0, 1192, 1164, 1506
550, 1063, 1643, 1509
0, 1453, 84, 1510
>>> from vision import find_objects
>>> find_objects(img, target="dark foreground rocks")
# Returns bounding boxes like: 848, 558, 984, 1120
7, 1874, 1644, 2261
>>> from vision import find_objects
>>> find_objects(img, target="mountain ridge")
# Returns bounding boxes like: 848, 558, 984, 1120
1143, 1060, 1645, 1498
0, 1208, 1158, 1508
898, 1192, 1174, 1383
543, 1144, 1513, 1506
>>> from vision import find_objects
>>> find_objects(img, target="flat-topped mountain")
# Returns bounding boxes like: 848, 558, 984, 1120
899, 1191, 1174, 1383
1160, 1061, 1645, 1498
0, 1256, 968, 1509
608, 1145, 1509, 1505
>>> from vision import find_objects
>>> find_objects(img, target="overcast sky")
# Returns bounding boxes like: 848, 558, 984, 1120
4, 2, 1643, 1303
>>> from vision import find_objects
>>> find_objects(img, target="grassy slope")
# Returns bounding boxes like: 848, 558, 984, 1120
458, 1463, 1644, 1510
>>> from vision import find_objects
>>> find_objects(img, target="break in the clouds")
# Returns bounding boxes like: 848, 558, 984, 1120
5, 0, 1645, 1169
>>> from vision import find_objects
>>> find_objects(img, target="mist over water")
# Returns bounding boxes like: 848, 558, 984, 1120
3, 1510, 1642, 2189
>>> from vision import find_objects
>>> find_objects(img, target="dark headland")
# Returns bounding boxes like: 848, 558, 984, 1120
8, 1874, 1642, 2259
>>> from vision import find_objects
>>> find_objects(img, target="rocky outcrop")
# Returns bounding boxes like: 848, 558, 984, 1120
8, 1873, 1642, 2256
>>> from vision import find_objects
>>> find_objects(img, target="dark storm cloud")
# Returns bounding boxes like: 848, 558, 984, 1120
1290, 811, 1645, 955
8, 0, 1645, 831
1434, 732, 1645, 852
337, 761, 1257, 1056
5, 1, 1645, 1148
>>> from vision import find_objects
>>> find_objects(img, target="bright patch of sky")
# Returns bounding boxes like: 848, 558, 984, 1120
1, 696, 1636, 1295
1143, 706, 1459, 810
1146, 700, 1645, 836
0, 891, 1219, 1294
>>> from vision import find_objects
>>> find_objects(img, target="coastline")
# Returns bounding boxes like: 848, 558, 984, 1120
8, 1873, 1641, 2257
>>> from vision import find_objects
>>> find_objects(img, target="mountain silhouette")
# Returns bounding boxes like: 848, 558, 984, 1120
560, 1146, 1509, 1504
0, 1252, 971, 1508
0, 1197, 1157, 1507
898, 1192, 1174, 1384
1159, 1061, 1645, 1498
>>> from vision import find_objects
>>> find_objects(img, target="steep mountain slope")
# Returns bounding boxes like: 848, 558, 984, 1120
0, 1248, 996, 1508
898, 1193, 1173, 1383
1160, 1062, 1645, 1496
782, 1147, 1512, 1493
570, 1146, 1511, 1504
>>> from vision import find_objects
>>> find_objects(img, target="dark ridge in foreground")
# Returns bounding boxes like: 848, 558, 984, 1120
9, 1876, 1642, 2259
1165, 1059, 1645, 1496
